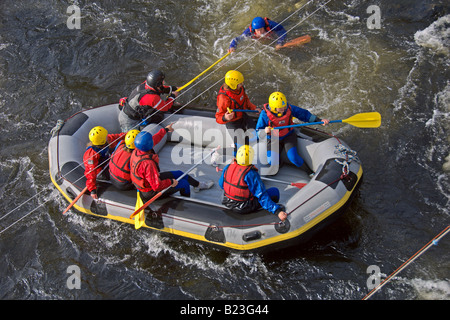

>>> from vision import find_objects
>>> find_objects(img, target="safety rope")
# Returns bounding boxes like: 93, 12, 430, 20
50, 119, 64, 137
362, 225, 450, 300
334, 144, 359, 176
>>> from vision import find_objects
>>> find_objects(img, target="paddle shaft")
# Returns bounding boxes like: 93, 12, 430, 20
260, 176, 306, 188
232, 109, 259, 113
276, 120, 341, 130
62, 186, 88, 215
176, 52, 230, 92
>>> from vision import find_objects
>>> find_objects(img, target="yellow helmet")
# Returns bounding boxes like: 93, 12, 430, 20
124, 129, 140, 149
236, 145, 254, 166
225, 70, 244, 90
89, 126, 108, 145
268, 92, 287, 115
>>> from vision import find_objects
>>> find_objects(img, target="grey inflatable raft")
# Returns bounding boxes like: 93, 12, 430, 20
49, 104, 362, 253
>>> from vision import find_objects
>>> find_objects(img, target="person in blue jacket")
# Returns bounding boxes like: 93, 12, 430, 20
228, 17, 287, 53
256, 91, 329, 174
219, 144, 288, 221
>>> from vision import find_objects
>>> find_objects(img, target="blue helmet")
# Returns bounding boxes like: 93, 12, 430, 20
251, 17, 265, 30
134, 131, 153, 152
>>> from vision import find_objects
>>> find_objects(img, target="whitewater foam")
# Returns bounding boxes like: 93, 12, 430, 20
414, 14, 450, 56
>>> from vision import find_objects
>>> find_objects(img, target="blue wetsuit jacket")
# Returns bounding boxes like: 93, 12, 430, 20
229, 19, 287, 50
219, 164, 281, 214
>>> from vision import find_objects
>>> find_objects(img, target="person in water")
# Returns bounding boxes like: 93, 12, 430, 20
108, 129, 140, 191
256, 91, 330, 174
228, 17, 287, 53
219, 144, 288, 221
83, 126, 125, 199
130, 126, 214, 203
118, 69, 179, 132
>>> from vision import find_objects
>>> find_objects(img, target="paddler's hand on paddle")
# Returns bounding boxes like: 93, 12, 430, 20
227, 47, 236, 53
321, 119, 330, 126
171, 179, 178, 187
266, 126, 278, 137
224, 108, 235, 121
278, 211, 288, 221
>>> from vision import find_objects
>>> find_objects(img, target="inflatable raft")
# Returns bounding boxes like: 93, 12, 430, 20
49, 104, 362, 253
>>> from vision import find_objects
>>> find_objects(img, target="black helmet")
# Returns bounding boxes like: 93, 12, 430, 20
146, 70, 165, 89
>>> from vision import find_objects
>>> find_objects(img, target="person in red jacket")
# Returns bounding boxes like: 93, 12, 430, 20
215, 70, 260, 154
118, 69, 179, 132
130, 125, 214, 203
83, 126, 125, 199
108, 129, 140, 191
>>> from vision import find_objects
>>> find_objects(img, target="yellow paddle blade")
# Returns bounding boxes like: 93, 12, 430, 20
134, 192, 145, 229
342, 112, 381, 128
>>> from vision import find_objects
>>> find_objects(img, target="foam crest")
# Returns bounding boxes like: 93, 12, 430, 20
414, 15, 450, 55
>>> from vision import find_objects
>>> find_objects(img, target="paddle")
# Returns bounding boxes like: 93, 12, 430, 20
134, 191, 145, 229
276, 35, 311, 50
275, 112, 382, 130
176, 52, 231, 92
231, 109, 259, 113
259, 176, 307, 189
129, 146, 220, 222
62, 186, 88, 215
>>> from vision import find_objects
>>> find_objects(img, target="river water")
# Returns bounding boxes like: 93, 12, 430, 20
0, 0, 448, 302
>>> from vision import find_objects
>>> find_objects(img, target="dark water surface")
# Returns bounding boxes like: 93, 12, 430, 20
0, 0, 448, 302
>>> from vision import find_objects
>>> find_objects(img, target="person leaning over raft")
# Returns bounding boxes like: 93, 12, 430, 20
215, 70, 260, 151
118, 69, 179, 132
228, 17, 287, 53
83, 126, 125, 200
256, 92, 330, 175
108, 129, 140, 191
219, 145, 288, 221
130, 125, 214, 203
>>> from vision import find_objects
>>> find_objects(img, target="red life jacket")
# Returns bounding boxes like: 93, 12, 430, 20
130, 150, 160, 190
217, 85, 246, 110
223, 160, 256, 201
249, 17, 272, 39
109, 141, 132, 184
263, 103, 293, 138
